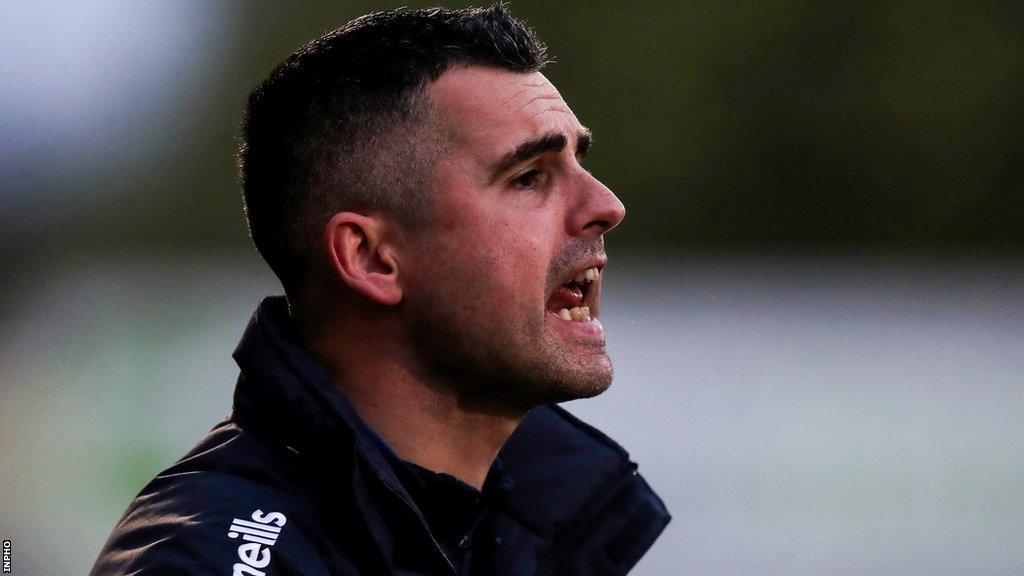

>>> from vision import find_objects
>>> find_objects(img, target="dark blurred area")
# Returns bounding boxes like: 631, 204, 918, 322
3, 1, 1022, 267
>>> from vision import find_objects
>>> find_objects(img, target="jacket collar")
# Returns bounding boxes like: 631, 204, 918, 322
230, 296, 411, 498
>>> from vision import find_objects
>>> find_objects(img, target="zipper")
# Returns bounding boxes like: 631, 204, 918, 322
362, 448, 459, 575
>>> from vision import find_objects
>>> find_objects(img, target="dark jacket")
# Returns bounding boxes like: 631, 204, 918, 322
90, 297, 670, 576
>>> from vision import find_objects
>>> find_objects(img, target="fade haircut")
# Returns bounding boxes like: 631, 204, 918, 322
238, 4, 548, 296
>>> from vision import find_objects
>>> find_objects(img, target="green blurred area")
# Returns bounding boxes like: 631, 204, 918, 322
7, 0, 1023, 260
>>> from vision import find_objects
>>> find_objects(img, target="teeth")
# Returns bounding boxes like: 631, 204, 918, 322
558, 306, 591, 322
569, 267, 600, 286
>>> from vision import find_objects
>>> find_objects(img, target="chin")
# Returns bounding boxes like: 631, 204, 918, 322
520, 353, 614, 407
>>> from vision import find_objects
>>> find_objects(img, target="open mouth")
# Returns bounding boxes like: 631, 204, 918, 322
545, 266, 601, 323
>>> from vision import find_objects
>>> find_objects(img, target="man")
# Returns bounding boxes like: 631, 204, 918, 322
91, 5, 669, 575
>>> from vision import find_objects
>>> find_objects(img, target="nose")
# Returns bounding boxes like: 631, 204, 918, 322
568, 170, 627, 236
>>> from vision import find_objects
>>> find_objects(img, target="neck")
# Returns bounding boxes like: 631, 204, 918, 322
297, 310, 522, 490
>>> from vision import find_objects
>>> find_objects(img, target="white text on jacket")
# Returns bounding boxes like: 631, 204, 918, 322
228, 509, 287, 576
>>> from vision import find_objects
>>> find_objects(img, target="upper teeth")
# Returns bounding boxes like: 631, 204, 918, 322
573, 267, 600, 284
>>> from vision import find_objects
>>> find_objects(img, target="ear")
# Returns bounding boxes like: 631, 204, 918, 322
323, 212, 403, 306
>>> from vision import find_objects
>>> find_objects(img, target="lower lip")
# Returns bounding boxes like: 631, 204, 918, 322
545, 311, 605, 342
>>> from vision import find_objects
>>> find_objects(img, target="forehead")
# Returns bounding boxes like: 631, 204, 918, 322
427, 67, 583, 152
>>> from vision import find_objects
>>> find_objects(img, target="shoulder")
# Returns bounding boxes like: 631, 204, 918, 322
497, 404, 671, 573
89, 421, 330, 576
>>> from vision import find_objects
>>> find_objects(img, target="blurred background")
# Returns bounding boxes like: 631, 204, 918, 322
1, 1, 1022, 575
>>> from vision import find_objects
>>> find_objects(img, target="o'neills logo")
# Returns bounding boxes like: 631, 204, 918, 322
227, 509, 287, 576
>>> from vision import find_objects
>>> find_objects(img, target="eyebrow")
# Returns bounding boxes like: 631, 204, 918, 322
486, 128, 592, 185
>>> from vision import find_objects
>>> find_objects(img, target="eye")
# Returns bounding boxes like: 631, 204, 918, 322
511, 169, 545, 190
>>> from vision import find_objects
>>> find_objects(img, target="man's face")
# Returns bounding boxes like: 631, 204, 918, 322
397, 66, 626, 412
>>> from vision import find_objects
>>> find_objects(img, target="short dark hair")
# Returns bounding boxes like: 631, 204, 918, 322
238, 4, 548, 296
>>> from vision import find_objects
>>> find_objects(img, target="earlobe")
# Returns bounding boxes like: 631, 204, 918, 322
324, 212, 403, 306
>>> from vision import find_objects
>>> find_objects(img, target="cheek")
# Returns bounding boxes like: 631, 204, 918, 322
418, 201, 557, 307
413, 241, 504, 303
502, 245, 551, 309
450, 245, 548, 315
